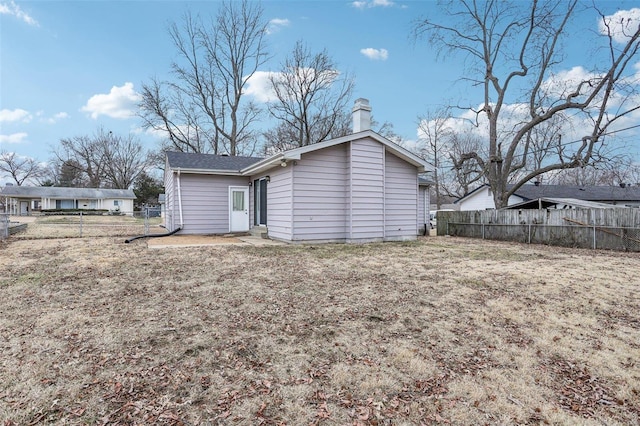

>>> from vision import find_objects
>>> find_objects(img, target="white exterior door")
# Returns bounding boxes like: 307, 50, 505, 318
229, 186, 249, 232
20, 201, 29, 215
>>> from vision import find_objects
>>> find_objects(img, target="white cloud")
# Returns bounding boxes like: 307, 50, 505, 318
81, 82, 141, 119
245, 67, 341, 103
43, 111, 69, 124
0, 132, 28, 144
373, 0, 394, 6
360, 47, 388, 61
539, 66, 598, 100
352, 0, 394, 9
0, 0, 38, 26
0, 108, 31, 123
244, 71, 279, 103
266, 18, 290, 35
599, 8, 640, 44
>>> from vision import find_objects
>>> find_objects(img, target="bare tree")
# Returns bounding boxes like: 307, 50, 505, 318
99, 132, 148, 189
54, 135, 106, 188
550, 155, 640, 186
0, 151, 43, 186
262, 109, 354, 155
52, 128, 148, 189
417, 108, 454, 208
139, 0, 268, 156
446, 133, 486, 198
139, 77, 211, 154
266, 40, 354, 149
413, 1, 640, 208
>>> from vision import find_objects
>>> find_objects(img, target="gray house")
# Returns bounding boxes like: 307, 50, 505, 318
163, 99, 433, 243
0, 186, 136, 215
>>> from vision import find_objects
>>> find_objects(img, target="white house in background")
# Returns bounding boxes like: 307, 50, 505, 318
455, 183, 640, 210
0, 186, 136, 216
163, 98, 434, 243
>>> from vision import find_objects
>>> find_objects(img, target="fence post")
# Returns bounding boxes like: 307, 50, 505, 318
593, 225, 596, 250
79, 211, 83, 238
482, 223, 485, 239
1, 214, 8, 239
528, 224, 532, 244
144, 207, 150, 235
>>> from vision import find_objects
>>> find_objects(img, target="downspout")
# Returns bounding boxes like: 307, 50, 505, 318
177, 168, 184, 228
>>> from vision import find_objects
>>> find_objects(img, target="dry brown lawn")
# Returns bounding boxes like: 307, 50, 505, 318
0, 233, 639, 425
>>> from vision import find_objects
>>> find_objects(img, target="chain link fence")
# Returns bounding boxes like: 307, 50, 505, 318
2, 207, 164, 240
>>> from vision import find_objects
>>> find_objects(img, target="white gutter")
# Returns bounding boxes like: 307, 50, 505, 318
176, 169, 184, 228
241, 153, 300, 176
172, 168, 244, 176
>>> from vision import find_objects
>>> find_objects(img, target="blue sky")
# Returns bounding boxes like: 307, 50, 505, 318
1, 0, 639, 175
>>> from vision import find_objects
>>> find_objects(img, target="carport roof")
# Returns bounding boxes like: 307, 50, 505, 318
503, 197, 623, 210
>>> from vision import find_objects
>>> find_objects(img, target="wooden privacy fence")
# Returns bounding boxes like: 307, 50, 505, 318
438, 208, 640, 252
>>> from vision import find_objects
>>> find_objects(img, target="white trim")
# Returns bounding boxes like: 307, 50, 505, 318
241, 130, 433, 176
382, 148, 386, 239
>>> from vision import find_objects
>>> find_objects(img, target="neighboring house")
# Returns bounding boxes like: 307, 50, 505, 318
164, 99, 433, 243
455, 183, 640, 210
0, 186, 136, 216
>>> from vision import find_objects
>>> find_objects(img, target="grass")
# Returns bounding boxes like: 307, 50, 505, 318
0, 234, 639, 425
10, 215, 163, 239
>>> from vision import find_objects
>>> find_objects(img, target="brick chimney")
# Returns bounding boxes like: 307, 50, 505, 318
352, 98, 371, 133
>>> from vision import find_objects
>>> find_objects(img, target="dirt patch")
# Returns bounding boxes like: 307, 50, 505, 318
0, 236, 638, 424
147, 234, 243, 247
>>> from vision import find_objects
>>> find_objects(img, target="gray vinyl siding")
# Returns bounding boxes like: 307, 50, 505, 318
384, 151, 418, 239
349, 138, 384, 240
178, 174, 248, 234
264, 166, 293, 241
418, 186, 429, 234
291, 144, 348, 241
164, 165, 176, 232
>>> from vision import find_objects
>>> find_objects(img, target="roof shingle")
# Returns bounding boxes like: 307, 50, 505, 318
166, 151, 263, 171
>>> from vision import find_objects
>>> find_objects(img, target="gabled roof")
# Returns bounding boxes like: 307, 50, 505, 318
165, 151, 263, 174
453, 184, 492, 204
0, 186, 136, 199
165, 130, 433, 177
241, 130, 433, 175
456, 183, 640, 204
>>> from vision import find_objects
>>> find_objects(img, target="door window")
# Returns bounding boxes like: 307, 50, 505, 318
232, 191, 245, 211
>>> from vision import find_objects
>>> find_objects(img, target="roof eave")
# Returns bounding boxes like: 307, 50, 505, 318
173, 167, 243, 176
240, 152, 302, 176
